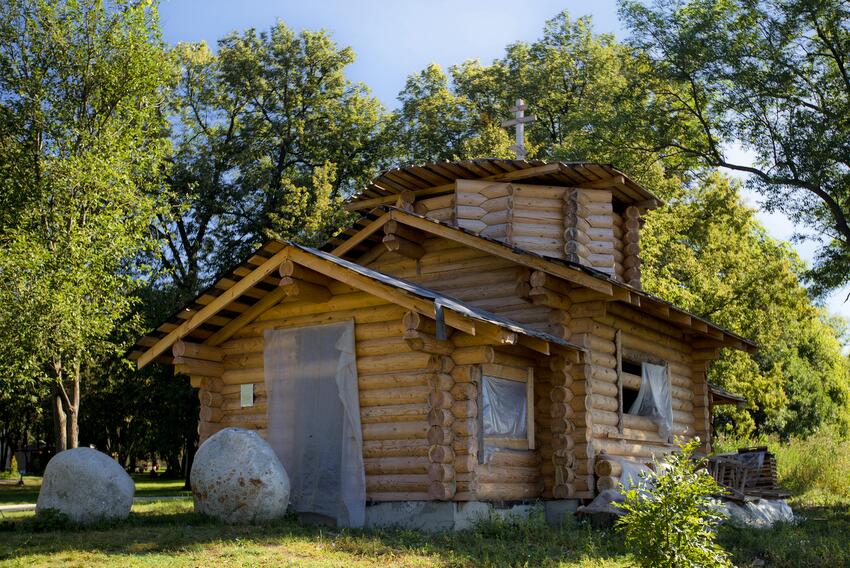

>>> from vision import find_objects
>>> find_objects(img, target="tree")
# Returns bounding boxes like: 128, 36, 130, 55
0, 0, 172, 451
620, 0, 850, 295
389, 63, 513, 163
393, 11, 697, 197
642, 173, 850, 437
153, 23, 390, 296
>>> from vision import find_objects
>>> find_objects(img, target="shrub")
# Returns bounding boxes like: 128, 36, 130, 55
616, 439, 731, 568
9, 455, 18, 477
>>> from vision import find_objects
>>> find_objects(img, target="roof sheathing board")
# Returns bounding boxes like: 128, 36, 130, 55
348, 159, 658, 210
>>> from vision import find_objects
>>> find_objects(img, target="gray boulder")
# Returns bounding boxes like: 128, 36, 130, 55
191, 428, 290, 523
36, 447, 134, 525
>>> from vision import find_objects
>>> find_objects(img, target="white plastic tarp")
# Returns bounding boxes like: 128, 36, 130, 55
264, 321, 365, 527
609, 456, 653, 491
482, 376, 527, 439
629, 362, 673, 442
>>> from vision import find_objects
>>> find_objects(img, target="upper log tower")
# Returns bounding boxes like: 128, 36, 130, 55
414, 180, 644, 288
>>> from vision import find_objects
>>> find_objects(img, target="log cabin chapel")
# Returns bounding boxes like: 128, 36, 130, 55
130, 159, 754, 528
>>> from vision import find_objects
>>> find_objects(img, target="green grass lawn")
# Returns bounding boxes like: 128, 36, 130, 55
0, 474, 189, 505
0, 494, 848, 567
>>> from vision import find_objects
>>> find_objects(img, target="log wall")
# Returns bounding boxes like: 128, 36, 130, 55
367, 237, 552, 330
445, 181, 640, 288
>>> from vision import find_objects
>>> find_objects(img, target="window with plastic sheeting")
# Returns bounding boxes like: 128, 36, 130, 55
263, 321, 365, 528
620, 356, 674, 443
478, 366, 534, 463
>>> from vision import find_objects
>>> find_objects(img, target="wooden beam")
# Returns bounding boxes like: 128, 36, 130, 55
283, 246, 478, 336
389, 210, 614, 296
384, 219, 425, 242
279, 277, 332, 303
576, 175, 625, 189
345, 163, 562, 211
517, 334, 550, 355
172, 340, 222, 362
137, 246, 292, 369
382, 234, 425, 259
173, 357, 224, 377
330, 212, 391, 257
205, 287, 289, 347
279, 260, 332, 285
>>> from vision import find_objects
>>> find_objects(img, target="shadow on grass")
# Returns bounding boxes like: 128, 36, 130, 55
720, 501, 850, 568
0, 501, 629, 567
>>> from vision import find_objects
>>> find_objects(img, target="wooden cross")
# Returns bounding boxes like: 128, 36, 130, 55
501, 98, 535, 159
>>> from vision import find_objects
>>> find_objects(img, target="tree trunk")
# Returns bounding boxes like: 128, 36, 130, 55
53, 387, 67, 452
65, 366, 80, 449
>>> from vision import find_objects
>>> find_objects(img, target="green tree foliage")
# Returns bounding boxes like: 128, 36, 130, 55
392, 12, 696, 197
157, 23, 388, 296
642, 174, 850, 437
0, 0, 172, 451
617, 439, 731, 568
390, 63, 513, 163
620, 0, 850, 295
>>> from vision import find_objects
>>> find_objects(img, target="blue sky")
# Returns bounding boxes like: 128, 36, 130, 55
158, 0, 850, 319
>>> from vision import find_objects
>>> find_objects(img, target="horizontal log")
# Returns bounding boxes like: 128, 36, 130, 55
362, 421, 429, 441
363, 439, 429, 458
360, 386, 431, 406
364, 456, 428, 475
173, 341, 223, 362
360, 403, 429, 424
366, 474, 429, 493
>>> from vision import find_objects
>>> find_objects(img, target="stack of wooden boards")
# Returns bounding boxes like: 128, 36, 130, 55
708, 447, 790, 500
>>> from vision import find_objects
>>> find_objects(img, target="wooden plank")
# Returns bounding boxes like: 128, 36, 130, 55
615, 329, 623, 434
345, 164, 562, 211
331, 213, 391, 257
137, 247, 292, 369
527, 368, 535, 450
205, 286, 289, 347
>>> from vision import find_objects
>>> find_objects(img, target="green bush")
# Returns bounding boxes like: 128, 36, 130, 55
9, 455, 18, 477
616, 439, 731, 568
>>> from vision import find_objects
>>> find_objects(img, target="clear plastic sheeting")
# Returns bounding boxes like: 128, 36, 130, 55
482, 376, 527, 439
609, 456, 652, 491
264, 321, 365, 528
628, 363, 673, 442
722, 499, 794, 529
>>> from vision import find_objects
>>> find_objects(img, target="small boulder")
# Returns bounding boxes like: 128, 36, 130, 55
191, 428, 290, 523
36, 447, 134, 525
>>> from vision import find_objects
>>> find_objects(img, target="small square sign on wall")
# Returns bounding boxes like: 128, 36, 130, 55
240, 383, 254, 408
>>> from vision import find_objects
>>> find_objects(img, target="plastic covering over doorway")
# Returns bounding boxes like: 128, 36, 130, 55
264, 321, 365, 527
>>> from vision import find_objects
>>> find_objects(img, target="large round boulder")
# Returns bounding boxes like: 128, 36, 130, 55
36, 447, 134, 525
191, 428, 290, 523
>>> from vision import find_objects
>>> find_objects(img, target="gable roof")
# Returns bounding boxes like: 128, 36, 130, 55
132, 240, 581, 369
339, 207, 757, 352
344, 159, 660, 212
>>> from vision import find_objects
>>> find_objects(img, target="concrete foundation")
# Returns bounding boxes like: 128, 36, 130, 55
363, 499, 580, 532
